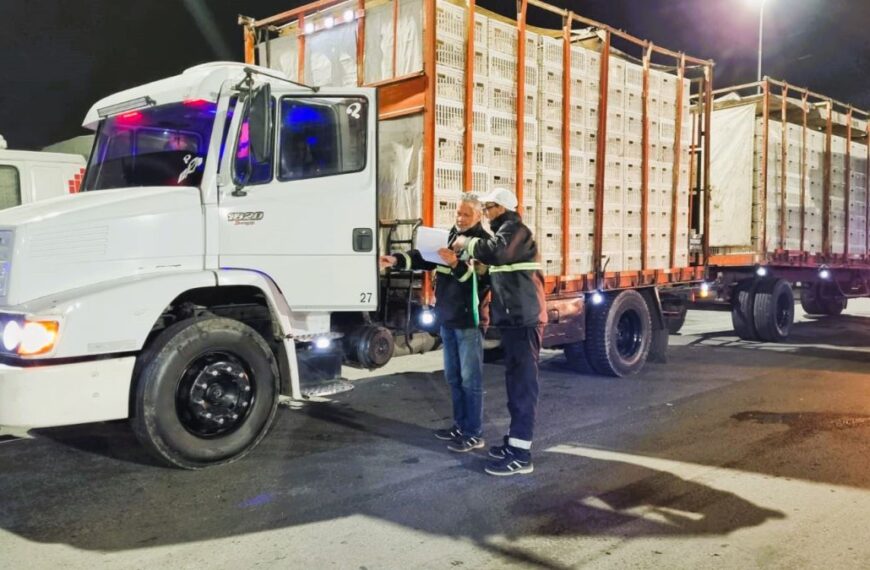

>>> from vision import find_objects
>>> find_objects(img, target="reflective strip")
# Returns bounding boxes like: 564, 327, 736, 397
489, 262, 542, 273
467, 237, 481, 258
399, 252, 412, 271
435, 265, 452, 274
457, 265, 474, 283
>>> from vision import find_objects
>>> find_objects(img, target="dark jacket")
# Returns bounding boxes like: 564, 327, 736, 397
463, 210, 547, 328
392, 222, 491, 329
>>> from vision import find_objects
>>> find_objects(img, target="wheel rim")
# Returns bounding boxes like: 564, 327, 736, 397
176, 351, 255, 438
615, 310, 643, 359
775, 292, 791, 331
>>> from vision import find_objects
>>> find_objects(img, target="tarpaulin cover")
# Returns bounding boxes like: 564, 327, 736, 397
709, 102, 756, 247
377, 114, 423, 248
257, 33, 298, 81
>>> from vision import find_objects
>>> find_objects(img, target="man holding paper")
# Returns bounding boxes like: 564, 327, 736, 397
379, 194, 491, 453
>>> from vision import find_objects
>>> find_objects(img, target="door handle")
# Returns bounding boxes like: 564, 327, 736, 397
353, 228, 373, 252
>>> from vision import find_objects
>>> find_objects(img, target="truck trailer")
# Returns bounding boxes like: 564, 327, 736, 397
686, 78, 870, 341
0, 135, 87, 210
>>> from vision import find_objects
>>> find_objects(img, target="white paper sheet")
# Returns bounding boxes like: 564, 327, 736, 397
415, 226, 450, 265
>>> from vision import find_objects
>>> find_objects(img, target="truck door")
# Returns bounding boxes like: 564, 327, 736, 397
217, 87, 378, 312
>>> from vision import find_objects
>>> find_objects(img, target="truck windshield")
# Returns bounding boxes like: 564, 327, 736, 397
83, 100, 217, 191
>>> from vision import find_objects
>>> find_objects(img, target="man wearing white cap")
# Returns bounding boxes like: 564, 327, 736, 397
452, 187, 547, 476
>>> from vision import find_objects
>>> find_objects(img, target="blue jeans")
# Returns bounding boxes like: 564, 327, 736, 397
440, 326, 484, 437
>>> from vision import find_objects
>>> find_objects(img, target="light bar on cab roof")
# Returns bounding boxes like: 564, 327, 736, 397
97, 96, 157, 119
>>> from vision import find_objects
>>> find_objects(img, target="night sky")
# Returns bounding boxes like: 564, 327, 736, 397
1, 0, 867, 150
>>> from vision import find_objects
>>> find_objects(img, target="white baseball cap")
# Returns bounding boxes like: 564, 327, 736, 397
477, 187, 518, 211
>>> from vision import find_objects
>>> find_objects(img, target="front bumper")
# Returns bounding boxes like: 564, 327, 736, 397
0, 357, 135, 428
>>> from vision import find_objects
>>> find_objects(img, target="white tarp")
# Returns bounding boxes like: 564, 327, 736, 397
709, 102, 757, 247
377, 114, 423, 248
306, 22, 358, 87
257, 33, 298, 81
364, 0, 423, 83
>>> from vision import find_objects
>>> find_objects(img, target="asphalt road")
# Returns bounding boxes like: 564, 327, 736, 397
1, 300, 868, 569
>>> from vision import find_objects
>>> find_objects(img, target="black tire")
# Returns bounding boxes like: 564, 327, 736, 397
800, 283, 825, 315
664, 302, 687, 335
585, 290, 652, 377
563, 341, 595, 374
753, 278, 794, 342
731, 279, 759, 341
820, 293, 847, 316
131, 316, 279, 469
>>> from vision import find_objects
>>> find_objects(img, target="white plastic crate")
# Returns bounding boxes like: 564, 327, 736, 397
608, 84, 626, 110
624, 139, 642, 160
541, 147, 562, 174
625, 89, 642, 114
568, 253, 594, 275
472, 166, 489, 194
602, 229, 622, 251
540, 201, 563, 228
488, 112, 515, 142
541, 96, 562, 122
488, 52, 516, 83
490, 168, 516, 191
623, 185, 641, 209
523, 148, 536, 175
605, 158, 623, 184
435, 162, 463, 194
584, 49, 601, 78
472, 140, 488, 166
571, 179, 596, 205
524, 61, 539, 90
570, 207, 595, 233
625, 62, 644, 88
624, 161, 642, 189
660, 119, 677, 142
607, 108, 625, 134
540, 36, 563, 67
489, 143, 515, 171
524, 32, 540, 62
488, 81, 516, 115
569, 152, 586, 180
434, 193, 460, 229
622, 250, 643, 271
473, 78, 487, 107
488, 18, 517, 56
608, 57, 626, 86
539, 228, 563, 253
625, 112, 643, 138
540, 122, 562, 147
522, 175, 538, 203
436, 132, 464, 165
436, 66, 465, 103
602, 205, 624, 230
473, 45, 487, 78
540, 175, 562, 202
474, 11, 487, 42
569, 45, 587, 76
623, 208, 641, 230
472, 108, 488, 136
606, 133, 624, 156
436, 39, 465, 70
435, 100, 464, 132
540, 67, 562, 95
436, 0, 466, 40
570, 126, 585, 150
585, 103, 600, 130
542, 253, 563, 276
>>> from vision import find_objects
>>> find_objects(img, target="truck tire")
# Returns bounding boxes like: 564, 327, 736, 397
131, 316, 279, 469
731, 279, 759, 341
664, 302, 687, 335
800, 283, 824, 315
585, 290, 652, 377
563, 342, 595, 374
752, 278, 794, 342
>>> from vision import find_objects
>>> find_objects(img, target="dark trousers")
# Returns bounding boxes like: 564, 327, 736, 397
500, 326, 543, 449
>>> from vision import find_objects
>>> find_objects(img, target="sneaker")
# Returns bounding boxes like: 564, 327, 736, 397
488, 435, 510, 459
484, 449, 534, 477
434, 425, 462, 441
447, 435, 485, 453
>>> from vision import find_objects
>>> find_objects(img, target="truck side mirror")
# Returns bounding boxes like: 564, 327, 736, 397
247, 83, 272, 164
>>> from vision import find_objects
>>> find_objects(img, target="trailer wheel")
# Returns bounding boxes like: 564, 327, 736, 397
731, 279, 759, 341
131, 316, 279, 469
664, 302, 687, 335
800, 283, 825, 315
585, 290, 652, 377
820, 295, 847, 316
563, 342, 595, 374
753, 278, 794, 342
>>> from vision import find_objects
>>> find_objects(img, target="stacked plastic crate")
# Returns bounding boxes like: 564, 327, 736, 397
536, 35, 565, 275
849, 137, 868, 257
433, 1, 490, 229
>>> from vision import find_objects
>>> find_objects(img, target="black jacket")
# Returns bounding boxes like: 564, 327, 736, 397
392, 222, 491, 329
463, 211, 546, 328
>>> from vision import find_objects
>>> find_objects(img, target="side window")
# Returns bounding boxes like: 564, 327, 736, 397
0, 166, 21, 210
278, 96, 368, 181
233, 100, 275, 185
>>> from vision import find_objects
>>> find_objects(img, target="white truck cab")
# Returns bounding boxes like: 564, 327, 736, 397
0, 135, 86, 209
0, 62, 382, 468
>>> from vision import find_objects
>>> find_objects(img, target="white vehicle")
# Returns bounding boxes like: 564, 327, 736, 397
0, 62, 384, 468
0, 136, 86, 209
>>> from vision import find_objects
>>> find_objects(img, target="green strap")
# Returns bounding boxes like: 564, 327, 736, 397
399, 252, 412, 271
472, 264, 480, 327
435, 265, 452, 274
456, 265, 474, 283
489, 262, 542, 273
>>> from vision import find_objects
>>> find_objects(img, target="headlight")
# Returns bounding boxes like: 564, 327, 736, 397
0, 315, 60, 357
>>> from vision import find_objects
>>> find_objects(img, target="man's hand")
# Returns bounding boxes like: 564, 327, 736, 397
379, 255, 397, 270
451, 235, 467, 252
438, 248, 458, 268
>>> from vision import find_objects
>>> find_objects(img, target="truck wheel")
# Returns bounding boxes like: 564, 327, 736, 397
585, 290, 652, 377
753, 278, 794, 342
563, 342, 594, 374
819, 289, 847, 316
802, 282, 847, 316
800, 283, 824, 315
664, 302, 687, 335
131, 316, 279, 469
731, 279, 759, 341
